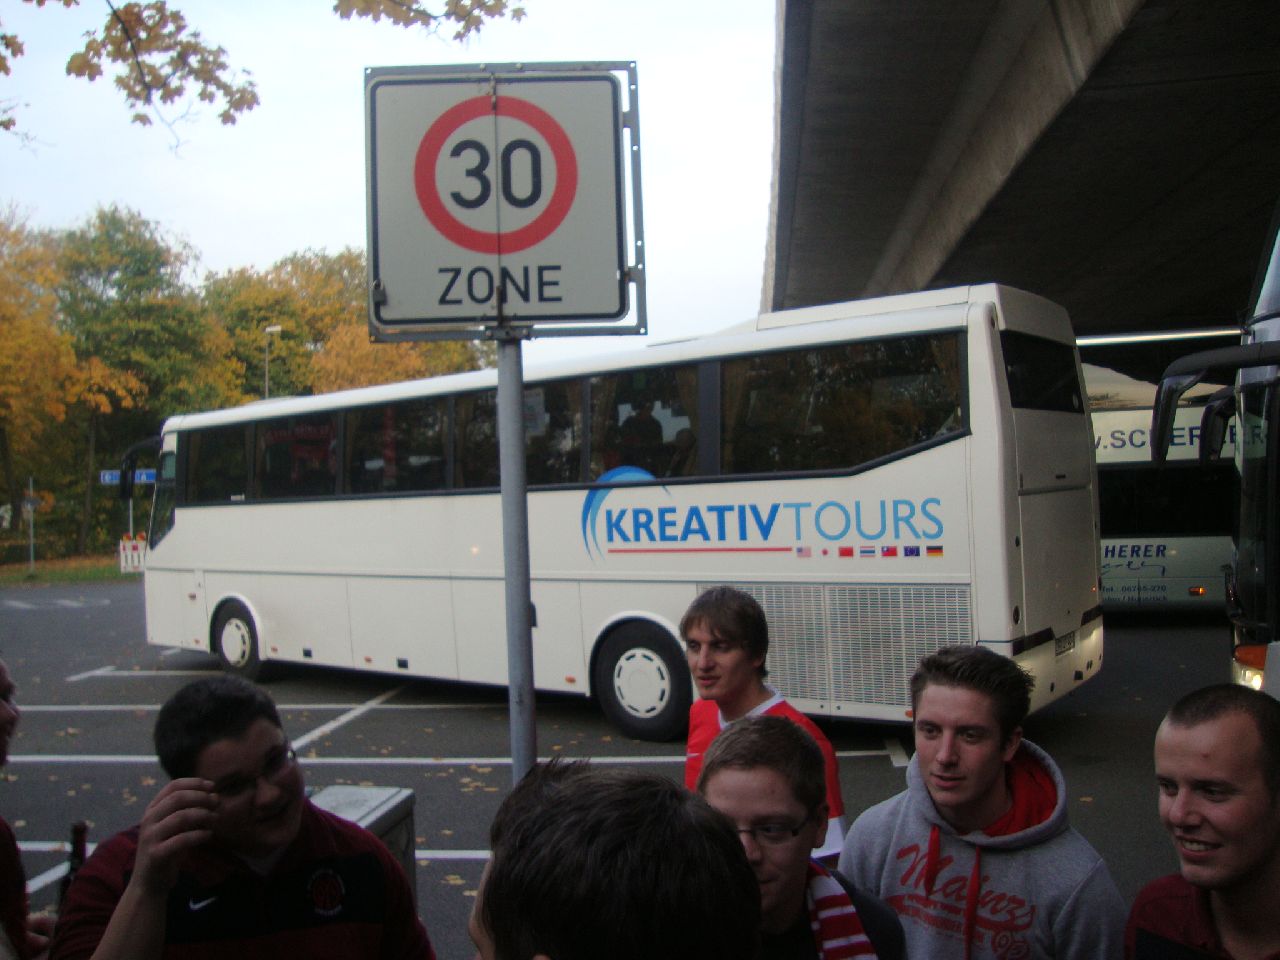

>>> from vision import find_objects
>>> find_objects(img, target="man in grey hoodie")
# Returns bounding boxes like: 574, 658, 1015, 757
839, 645, 1125, 959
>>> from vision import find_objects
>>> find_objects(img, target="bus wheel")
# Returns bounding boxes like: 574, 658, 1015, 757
213, 602, 273, 681
593, 624, 691, 742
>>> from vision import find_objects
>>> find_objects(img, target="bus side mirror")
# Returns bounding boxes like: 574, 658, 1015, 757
1199, 388, 1236, 465
1151, 373, 1204, 464
119, 436, 161, 502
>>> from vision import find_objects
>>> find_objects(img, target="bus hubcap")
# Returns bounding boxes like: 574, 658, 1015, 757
220, 619, 251, 666
612, 646, 670, 718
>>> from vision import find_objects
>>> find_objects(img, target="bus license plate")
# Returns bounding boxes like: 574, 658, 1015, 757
1054, 631, 1076, 656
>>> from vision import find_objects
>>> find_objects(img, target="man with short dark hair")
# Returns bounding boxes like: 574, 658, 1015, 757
697, 716, 903, 959
1126, 684, 1280, 959
51, 675, 433, 960
840, 645, 1125, 959
469, 760, 761, 960
682, 585, 846, 856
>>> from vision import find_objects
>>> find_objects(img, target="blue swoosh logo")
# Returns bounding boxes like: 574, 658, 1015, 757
581, 466, 657, 559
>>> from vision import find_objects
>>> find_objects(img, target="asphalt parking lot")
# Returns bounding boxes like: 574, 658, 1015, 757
1, 580, 920, 959
1, 580, 1231, 958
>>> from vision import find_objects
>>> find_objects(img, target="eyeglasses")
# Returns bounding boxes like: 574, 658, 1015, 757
734, 820, 808, 846
212, 743, 297, 801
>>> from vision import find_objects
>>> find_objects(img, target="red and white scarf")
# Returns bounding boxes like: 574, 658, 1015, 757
807, 861, 879, 958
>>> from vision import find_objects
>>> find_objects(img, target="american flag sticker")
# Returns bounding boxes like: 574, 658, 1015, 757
838, 547, 854, 558
904, 546, 921, 558
859, 546, 876, 558
795, 546, 812, 558
881, 546, 898, 557
927, 545, 944, 557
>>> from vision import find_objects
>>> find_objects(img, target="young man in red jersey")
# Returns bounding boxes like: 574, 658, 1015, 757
681, 586, 846, 856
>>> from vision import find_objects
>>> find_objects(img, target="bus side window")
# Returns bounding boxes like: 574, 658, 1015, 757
254, 414, 338, 500
588, 366, 697, 480
721, 332, 963, 475
525, 378, 585, 486
186, 425, 248, 504
456, 390, 499, 489
346, 399, 447, 494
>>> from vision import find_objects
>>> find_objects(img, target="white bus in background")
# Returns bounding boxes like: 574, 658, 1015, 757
127, 284, 1103, 740
1081, 335, 1239, 612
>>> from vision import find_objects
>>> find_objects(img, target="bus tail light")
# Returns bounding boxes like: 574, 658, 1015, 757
1187, 586, 1206, 597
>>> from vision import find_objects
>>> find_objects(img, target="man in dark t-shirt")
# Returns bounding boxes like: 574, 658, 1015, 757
51, 675, 433, 960
1126, 684, 1280, 960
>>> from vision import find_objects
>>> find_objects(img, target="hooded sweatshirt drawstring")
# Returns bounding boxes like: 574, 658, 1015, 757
925, 823, 984, 960
924, 823, 945, 895
962, 848, 982, 960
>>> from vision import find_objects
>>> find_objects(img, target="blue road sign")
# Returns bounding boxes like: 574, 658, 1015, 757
98, 469, 155, 485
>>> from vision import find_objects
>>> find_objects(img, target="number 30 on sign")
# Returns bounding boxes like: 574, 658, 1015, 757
366, 66, 632, 330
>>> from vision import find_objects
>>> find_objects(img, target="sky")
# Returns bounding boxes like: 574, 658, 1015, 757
0, 0, 778, 365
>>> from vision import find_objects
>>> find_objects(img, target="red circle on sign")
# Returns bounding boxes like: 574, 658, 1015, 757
414, 95, 579, 255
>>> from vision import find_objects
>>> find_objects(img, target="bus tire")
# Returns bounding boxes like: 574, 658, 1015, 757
213, 601, 274, 682
592, 623, 691, 742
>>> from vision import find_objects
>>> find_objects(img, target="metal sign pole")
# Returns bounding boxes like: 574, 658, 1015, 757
365, 62, 645, 780
495, 324, 536, 783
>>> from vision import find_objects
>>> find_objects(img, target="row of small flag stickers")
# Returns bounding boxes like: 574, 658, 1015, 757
794, 545, 945, 558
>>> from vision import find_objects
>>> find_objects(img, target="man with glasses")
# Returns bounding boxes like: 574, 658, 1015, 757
51, 675, 434, 960
697, 715, 903, 959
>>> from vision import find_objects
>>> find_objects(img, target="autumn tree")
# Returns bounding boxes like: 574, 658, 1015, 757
55, 205, 227, 552
203, 248, 491, 399
311, 316, 490, 392
201, 266, 310, 401
276, 247, 492, 392
0, 209, 76, 532
0, 0, 525, 133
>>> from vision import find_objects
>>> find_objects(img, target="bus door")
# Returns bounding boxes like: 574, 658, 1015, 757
999, 329, 1097, 646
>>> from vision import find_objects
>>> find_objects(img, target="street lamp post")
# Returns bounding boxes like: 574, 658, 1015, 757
263, 324, 282, 398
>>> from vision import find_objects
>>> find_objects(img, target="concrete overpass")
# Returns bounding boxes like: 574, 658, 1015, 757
764, 0, 1280, 381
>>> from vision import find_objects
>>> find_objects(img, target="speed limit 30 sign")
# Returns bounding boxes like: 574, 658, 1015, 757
366, 63, 639, 333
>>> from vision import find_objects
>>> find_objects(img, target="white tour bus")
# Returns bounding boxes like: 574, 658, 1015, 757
132, 284, 1103, 740
1083, 348, 1237, 611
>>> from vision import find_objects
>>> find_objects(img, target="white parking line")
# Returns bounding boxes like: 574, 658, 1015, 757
884, 737, 911, 768
10, 747, 896, 767
26, 862, 69, 894
67, 667, 215, 681
18, 702, 505, 713
65, 666, 115, 682
415, 849, 489, 861
7, 755, 155, 764
293, 686, 407, 750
